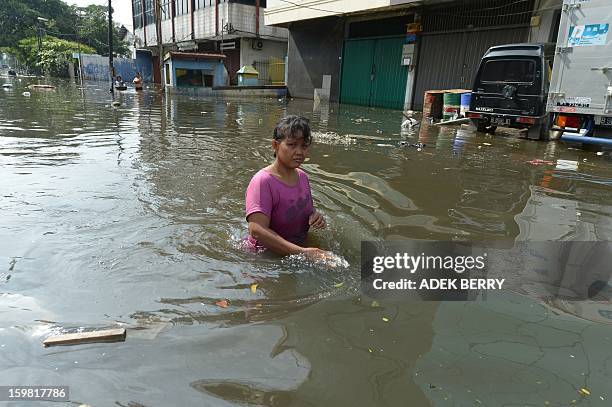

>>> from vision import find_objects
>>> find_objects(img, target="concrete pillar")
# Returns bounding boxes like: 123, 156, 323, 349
68, 62, 75, 82
402, 44, 417, 111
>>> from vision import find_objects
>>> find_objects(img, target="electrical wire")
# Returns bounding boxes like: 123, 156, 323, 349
228, 29, 289, 41
275, 0, 341, 15
272, 0, 556, 21
455, 0, 531, 13
433, 5, 560, 19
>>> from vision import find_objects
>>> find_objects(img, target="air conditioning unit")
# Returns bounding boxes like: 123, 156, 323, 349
252, 39, 264, 50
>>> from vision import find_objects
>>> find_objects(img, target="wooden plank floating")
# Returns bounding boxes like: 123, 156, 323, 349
433, 118, 470, 126
43, 328, 126, 347
28, 84, 56, 91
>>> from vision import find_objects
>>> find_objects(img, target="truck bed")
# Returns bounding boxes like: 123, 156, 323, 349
547, 0, 612, 117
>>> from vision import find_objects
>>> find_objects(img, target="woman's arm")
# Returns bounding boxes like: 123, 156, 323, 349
248, 212, 325, 257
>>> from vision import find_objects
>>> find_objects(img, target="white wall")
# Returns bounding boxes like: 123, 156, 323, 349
135, 3, 288, 47
193, 5, 218, 38
230, 3, 288, 40
240, 38, 287, 67
265, 0, 420, 25
529, 0, 562, 43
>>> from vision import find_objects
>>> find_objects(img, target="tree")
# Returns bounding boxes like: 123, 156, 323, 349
14, 36, 95, 77
75, 5, 130, 58
0, 0, 130, 62
0, 0, 76, 48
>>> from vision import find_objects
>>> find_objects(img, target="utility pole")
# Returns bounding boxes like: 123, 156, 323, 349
77, 10, 84, 88
36, 17, 49, 73
108, 0, 114, 94
154, 0, 164, 90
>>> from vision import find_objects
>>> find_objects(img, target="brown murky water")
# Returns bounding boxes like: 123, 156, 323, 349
1, 77, 612, 406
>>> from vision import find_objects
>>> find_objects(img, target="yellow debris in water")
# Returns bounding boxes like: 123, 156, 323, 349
371, 300, 380, 307
250, 284, 258, 294
334, 282, 344, 288
579, 388, 591, 396
368, 348, 373, 353
382, 317, 389, 322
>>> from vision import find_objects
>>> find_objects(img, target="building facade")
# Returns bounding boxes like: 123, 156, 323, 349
132, 0, 288, 85
265, 0, 562, 110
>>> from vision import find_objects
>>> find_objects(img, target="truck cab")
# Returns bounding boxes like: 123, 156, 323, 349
467, 43, 554, 140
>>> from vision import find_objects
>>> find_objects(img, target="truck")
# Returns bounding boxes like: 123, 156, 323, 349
547, 0, 612, 145
467, 43, 554, 140
469, 0, 612, 145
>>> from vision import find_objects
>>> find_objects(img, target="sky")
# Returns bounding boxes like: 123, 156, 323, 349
62, 0, 133, 30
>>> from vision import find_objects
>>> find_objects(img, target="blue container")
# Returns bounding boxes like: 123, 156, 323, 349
460, 92, 471, 117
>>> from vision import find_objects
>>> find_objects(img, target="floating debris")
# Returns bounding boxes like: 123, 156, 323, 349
381, 316, 390, 322
401, 118, 420, 129
43, 328, 126, 347
526, 159, 555, 166
579, 388, 591, 396
250, 283, 258, 294
28, 84, 56, 91
312, 131, 356, 146
215, 299, 229, 308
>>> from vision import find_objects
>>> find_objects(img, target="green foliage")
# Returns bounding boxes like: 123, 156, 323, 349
75, 5, 130, 58
0, 0, 130, 70
14, 36, 95, 77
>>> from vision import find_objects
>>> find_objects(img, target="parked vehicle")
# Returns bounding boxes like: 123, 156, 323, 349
469, 0, 612, 145
467, 43, 555, 140
547, 0, 612, 146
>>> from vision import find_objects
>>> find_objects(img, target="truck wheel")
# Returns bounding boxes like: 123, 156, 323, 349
473, 120, 496, 134
472, 119, 487, 133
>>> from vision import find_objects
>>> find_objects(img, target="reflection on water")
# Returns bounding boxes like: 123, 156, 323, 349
1, 77, 612, 406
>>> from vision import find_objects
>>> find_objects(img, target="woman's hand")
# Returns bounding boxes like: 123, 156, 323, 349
308, 211, 326, 230
301, 247, 330, 260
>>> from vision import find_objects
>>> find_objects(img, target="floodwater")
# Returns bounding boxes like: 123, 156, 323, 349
1, 77, 612, 406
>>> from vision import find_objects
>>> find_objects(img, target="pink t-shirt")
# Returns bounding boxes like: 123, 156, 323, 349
245, 168, 314, 247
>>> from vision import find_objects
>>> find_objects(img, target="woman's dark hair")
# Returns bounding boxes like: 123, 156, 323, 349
273, 115, 312, 145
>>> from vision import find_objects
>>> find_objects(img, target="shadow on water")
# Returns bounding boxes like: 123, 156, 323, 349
1, 77, 612, 406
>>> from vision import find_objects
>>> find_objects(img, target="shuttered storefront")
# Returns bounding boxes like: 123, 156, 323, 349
413, 0, 534, 110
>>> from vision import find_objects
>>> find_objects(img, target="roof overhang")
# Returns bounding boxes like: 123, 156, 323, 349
164, 51, 227, 62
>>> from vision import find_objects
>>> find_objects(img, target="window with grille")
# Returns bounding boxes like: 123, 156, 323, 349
133, 0, 143, 28
175, 0, 189, 15
144, 0, 154, 25
161, 0, 172, 19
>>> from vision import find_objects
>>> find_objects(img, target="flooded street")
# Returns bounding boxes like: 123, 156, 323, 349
1, 78, 612, 406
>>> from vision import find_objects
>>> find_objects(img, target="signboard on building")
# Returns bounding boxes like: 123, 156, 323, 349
177, 41, 197, 51
220, 41, 236, 51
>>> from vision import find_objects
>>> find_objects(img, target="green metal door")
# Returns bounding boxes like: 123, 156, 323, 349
340, 37, 408, 110
340, 39, 376, 107
371, 37, 408, 109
